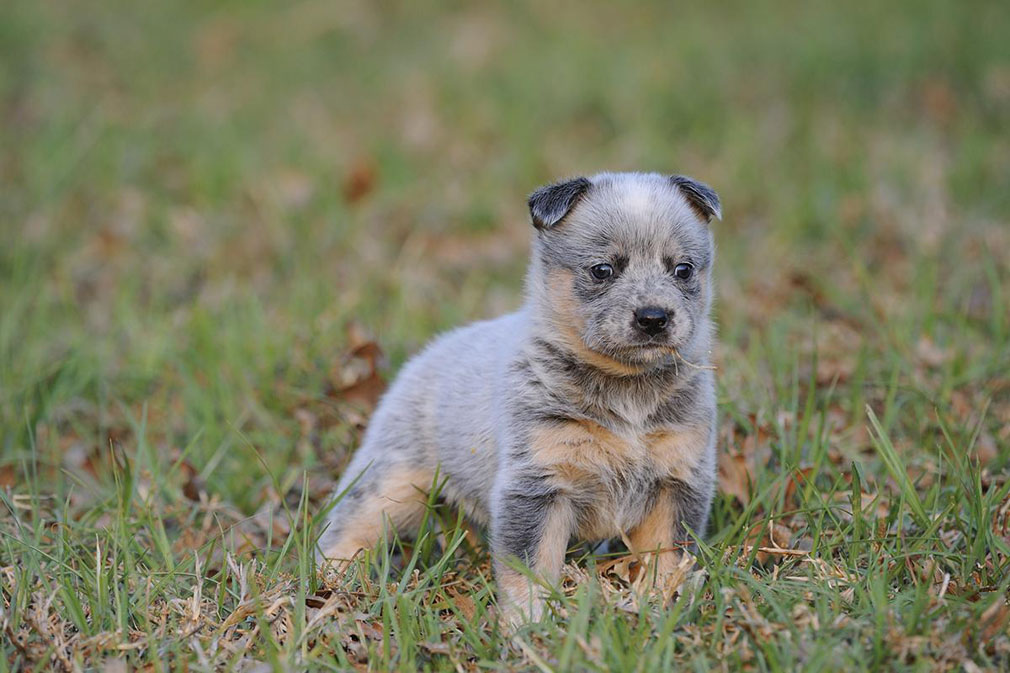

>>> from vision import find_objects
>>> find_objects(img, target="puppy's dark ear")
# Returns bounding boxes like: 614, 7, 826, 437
528, 177, 591, 231
669, 175, 722, 222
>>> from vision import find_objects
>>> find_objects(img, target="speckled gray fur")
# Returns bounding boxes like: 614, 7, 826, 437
317, 172, 720, 620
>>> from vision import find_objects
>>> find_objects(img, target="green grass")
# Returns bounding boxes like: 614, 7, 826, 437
2, 0, 1009, 670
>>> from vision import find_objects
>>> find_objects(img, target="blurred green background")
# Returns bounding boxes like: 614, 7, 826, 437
3, 0, 1008, 512
3, 0, 1009, 506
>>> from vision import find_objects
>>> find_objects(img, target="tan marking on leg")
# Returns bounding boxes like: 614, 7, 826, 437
535, 500, 572, 579
546, 269, 646, 377
318, 466, 433, 564
627, 492, 679, 586
497, 500, 572, 626
497, 567, 538, 627
627, 488, 699, 603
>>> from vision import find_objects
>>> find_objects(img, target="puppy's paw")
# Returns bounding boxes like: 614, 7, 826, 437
498, 597, 546, 631
633, 550, 696, 603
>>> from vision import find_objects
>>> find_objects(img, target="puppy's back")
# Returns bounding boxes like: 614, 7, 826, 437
335, 309, 530, 523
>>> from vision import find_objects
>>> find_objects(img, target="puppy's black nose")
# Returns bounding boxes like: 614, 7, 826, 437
634, 307, 668, 336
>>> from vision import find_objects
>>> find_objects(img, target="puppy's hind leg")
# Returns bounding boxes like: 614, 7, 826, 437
316, 462, 434, 570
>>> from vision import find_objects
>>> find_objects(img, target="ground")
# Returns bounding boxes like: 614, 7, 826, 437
1, 0, 1009, 671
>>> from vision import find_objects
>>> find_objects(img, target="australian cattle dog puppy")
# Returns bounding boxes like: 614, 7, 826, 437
317, 172, 721, 624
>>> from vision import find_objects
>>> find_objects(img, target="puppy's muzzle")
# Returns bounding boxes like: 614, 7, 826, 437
633, 306, 669, 337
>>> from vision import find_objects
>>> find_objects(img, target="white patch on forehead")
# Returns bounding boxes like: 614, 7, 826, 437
615, 181, 659, 220
602, 175, 695, 229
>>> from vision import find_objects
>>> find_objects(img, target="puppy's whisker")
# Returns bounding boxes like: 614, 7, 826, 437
665, 347, 717, 371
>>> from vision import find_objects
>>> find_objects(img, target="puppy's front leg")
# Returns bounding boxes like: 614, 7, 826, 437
491, 478, 573, 625
628, 480, 709, 590
628, 486, 680, 587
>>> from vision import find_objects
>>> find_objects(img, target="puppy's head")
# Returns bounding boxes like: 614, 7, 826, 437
527, 172, 719, 370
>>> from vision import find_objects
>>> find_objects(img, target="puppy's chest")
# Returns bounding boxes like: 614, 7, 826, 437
529, 419, 705, 537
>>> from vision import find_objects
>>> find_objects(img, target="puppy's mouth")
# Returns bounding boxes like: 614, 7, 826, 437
576, 322, 684, 367
627, 335, 676, 351
615, 340, 679, 361
626, 343, 670, 353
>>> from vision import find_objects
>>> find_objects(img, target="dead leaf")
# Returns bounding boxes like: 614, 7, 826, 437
921, 78, 958, 126
718, 449, 753, 505
342, 158, 377, 205
445, 585, 476, 622
328, 325, 386, 411
783, 466, 815, 505
179, 457, 205, 502
979, 600, 1010, 644
354, 614, 384, 642
718, 415, 772, 506
0, 464, 16, 488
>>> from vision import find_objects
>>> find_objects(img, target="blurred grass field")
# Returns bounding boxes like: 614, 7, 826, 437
2, 0, 1010, 670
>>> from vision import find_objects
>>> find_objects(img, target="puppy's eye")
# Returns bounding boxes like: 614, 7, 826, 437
590, 263, 614, 280
673, 263, 694, 280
